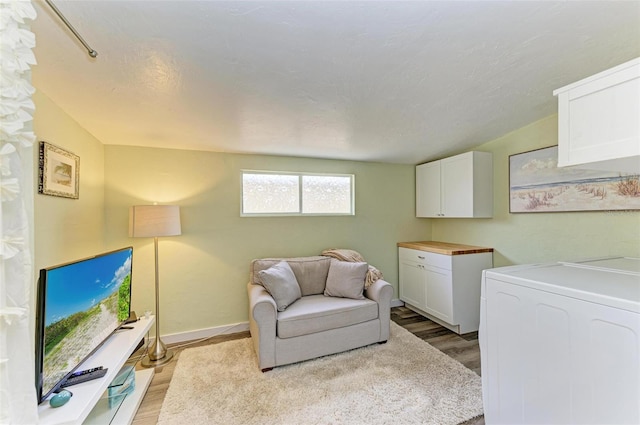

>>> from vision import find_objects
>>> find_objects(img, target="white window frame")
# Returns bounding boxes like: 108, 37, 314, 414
241, 170, 355, 217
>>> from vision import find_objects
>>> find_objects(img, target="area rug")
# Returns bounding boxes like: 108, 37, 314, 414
157, 323, 483, 425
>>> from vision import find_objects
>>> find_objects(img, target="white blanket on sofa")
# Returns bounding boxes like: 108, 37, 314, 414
321, 248, 383, 288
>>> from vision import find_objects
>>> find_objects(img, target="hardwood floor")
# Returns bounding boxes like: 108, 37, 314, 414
131, 306, 484, 425
390, 306, 481, 376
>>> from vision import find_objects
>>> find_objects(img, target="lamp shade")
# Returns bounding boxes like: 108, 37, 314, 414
129, 205, 181, 238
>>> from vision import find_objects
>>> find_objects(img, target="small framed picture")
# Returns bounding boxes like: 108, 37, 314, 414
38, 142, 79, 199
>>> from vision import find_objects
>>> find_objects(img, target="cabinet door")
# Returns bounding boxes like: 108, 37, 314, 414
416, 161, 441, 217
441, 154, 474, 217
399, 260, 426, 308
424, 266, 453, 323
556, 59, 640, 172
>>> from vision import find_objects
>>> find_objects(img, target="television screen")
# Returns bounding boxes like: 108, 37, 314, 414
35, 247, 133, 403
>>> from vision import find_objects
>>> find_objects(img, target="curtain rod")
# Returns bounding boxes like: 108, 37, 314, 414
45, 0, 97, 58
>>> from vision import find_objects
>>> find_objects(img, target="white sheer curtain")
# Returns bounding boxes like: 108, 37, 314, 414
0, 1, 38, 423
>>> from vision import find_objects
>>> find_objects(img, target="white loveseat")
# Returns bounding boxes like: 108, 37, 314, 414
247, 256, 392, 372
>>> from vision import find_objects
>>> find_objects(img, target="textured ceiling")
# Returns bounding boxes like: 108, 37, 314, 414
31, 1, 640, 164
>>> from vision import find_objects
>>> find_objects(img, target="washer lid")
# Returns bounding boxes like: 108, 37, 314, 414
484, 257, 640, 313
561, 257, 640, 274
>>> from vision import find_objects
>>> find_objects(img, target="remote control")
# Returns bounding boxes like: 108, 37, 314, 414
61, 367, 108, 387
70, 366, 102, 377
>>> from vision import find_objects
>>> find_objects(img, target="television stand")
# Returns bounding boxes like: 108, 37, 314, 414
38, 316, 155, 425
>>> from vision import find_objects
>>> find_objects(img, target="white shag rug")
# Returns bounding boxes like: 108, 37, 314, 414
158, 323, 483, 425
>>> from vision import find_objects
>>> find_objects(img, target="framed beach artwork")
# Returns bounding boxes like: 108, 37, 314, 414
38, 141, 80, 199
509, 146, 640, 213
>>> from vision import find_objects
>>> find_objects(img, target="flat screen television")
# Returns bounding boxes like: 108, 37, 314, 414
35, 247, 134, 403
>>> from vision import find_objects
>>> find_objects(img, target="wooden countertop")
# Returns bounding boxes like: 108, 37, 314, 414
397, 241, 494, 255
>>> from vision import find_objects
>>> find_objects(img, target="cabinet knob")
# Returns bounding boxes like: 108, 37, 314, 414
418, 256, 425, 259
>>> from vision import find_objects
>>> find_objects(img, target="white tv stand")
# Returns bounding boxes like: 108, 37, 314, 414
38, 316, 155, 425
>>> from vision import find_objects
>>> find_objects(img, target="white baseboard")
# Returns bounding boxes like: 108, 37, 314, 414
161, 321, 250, 345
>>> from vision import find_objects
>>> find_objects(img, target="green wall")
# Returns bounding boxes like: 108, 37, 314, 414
33, 91, 106, 272
431, 115, 640, 266
104, 146, 427, 336
34, 90, 640, 339
33, 87, 427, 338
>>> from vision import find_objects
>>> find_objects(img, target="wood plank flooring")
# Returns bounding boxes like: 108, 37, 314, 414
131, 306, 484, 425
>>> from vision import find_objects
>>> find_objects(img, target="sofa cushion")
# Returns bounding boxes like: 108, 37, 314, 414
257, 261, 301, 311
324, 260, 368, 300
276, 294, 378, 339
251, 256, 331, 296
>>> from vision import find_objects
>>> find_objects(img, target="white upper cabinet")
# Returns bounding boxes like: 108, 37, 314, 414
416, 160, 441, 217
553, 57, 640, 173
416, 151, 493, 218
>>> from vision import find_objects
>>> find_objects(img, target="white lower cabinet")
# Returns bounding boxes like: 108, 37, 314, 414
398, 244, 493, 334
398, 259, 426, 308
424, 266, 453, 322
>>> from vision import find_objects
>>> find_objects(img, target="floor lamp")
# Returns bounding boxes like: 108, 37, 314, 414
129, 204, 181, 367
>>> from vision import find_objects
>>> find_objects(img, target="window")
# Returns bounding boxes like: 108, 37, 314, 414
241, 171, 354, 216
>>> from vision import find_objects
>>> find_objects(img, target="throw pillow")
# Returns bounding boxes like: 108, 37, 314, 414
258, 261, 302, 311
324, 260, 368, 300
250, 256, 330, 295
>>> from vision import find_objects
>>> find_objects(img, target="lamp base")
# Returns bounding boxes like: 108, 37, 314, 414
141, 349, 174, 368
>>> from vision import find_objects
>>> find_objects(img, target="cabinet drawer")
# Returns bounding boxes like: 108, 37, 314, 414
398, 248, 452, 270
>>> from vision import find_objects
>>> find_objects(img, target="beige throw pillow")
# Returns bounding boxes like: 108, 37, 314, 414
258, 261, 301, 311
324, 260, 368, 300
